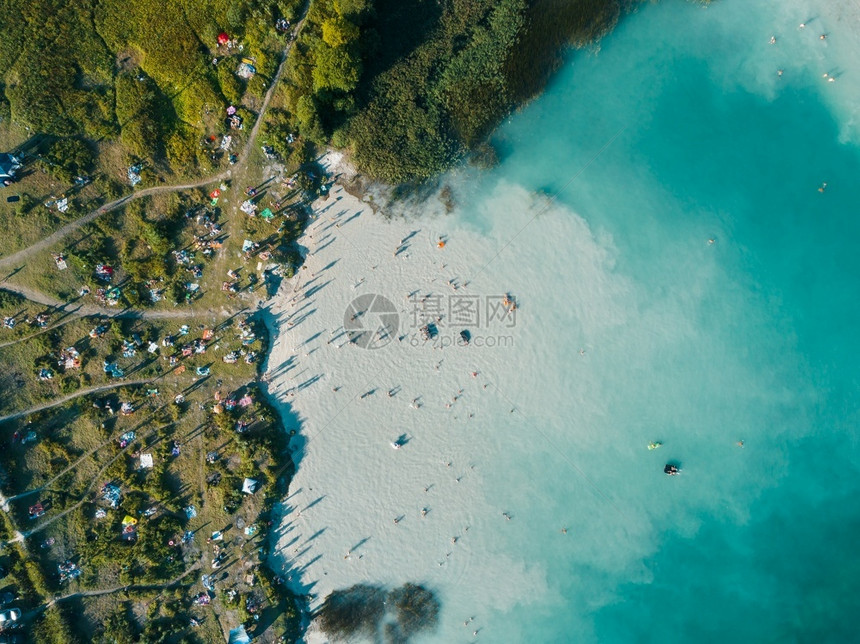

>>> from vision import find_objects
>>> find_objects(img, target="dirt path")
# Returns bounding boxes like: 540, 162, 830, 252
0, 22, 303, 276
0, 380, 150, 424
0, 313, 79, 349
6, 412, 139, 503
0, 283, 235, 320
38, 563, 201, 610
10, 421, 168, 543
0, 174, 230, 273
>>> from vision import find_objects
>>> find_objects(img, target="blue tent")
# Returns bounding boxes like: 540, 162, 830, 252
0, 153, 22, 182
228, 626, 251, 644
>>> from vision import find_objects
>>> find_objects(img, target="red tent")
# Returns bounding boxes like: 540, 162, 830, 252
217, 32, 230, 45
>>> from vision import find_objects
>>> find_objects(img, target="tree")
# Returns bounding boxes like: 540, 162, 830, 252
333, 0, 368, 17
295, 95, 325, 141
321, 17, 359, 48
312, 44, 361, 93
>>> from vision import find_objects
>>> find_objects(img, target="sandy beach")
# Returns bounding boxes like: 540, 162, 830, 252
260, 153, 616, 640
259, 144, 692, 641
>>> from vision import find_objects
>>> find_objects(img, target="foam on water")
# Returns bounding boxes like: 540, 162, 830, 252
271, 1, 860, 641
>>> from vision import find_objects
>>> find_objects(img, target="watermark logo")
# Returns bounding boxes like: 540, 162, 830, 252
409, 293, 517, 329
407, 293, 517, 348
344, 293, 399, 350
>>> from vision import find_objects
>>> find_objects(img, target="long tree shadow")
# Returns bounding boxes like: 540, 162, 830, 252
357, 0, 442, 104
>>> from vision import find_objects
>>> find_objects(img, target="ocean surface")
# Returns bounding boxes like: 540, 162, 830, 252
274, 1, 860, 642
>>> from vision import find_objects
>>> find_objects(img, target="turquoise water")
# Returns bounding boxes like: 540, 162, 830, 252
451, 1, 860, 641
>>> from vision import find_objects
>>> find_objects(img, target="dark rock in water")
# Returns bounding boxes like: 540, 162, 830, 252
317, 582, 440, 642
389, 583, 440, 638
317, 583, 386, 640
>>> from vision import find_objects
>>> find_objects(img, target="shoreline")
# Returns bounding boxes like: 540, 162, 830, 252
256, 154, 560, 641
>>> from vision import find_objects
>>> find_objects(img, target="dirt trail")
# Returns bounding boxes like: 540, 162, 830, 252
0, 173, 230, 273
0, 282, 234, 320
33, 564, 201, 613
0, 19, 304, 277
0, 380, 149, 424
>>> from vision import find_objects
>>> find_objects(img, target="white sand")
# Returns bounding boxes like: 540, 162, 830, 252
264, 184, 527, 640
261, 155, 690, 642
260, 155, 638, 641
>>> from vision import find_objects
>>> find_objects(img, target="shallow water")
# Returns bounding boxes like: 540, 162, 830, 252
274, 1, 860, 641
450, 0, 860, 641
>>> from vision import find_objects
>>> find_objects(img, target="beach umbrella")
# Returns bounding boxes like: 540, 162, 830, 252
218, 32, 230, 45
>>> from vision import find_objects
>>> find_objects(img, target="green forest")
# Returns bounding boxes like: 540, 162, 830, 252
284, 0, 625, 181
0, 0, 628, 184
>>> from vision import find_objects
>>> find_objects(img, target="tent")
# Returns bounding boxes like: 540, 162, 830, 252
236, 60, 256, 79
242, 478, 258, 494
0, 153, 22, 182
217, 32, 230, 45
229, 626, 251, 644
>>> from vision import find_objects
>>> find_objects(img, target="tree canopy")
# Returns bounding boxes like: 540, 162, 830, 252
283, 0, 625, 182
